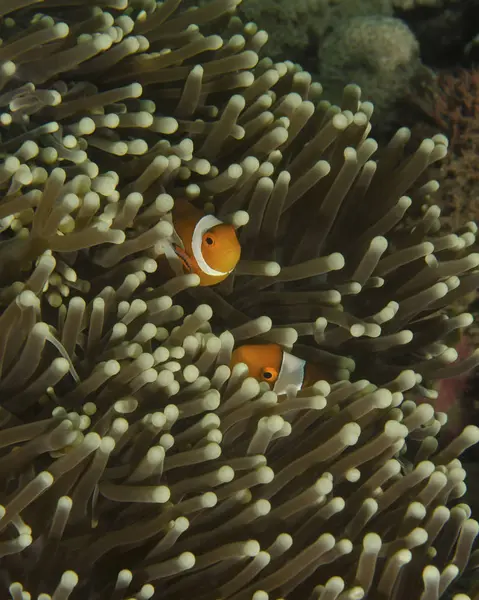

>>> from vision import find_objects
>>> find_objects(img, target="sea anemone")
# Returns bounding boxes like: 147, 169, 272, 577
0, 0, 478, 598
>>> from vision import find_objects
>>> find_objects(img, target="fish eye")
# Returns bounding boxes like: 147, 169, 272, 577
261, 367, 278, 384
204, 233, 215, 247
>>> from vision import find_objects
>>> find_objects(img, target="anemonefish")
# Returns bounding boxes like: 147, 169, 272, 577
164, 198, 241, 286
230, 344, 331, 395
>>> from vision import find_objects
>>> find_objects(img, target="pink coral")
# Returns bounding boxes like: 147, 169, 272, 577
409, 68, 479, 230
418, 334, 474, 436
421, 68, 479, 151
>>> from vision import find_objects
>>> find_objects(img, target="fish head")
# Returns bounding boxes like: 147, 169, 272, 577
230, 344, 283, 388
197, 222, 241, 284
173, 209, 241, 286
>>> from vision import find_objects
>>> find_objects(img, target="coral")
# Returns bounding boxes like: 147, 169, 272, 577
393, 0, 460, 9
238, 0, 394, 63
238, 0, 331, 61
330, 0, 394, 17
416, 69, 479, 150
393, 0, 477, 69
466, 34, 479, 58
410, 68, 479, 231
417, 334, 473, 435
199, 0, 423, 120
0, 0, 478, 599
318, 15, 425, 121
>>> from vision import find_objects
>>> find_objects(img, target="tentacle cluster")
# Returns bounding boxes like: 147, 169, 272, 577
1, 284, 479, 599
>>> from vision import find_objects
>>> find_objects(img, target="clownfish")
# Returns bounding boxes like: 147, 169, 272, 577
230, 344, 331, 395
164, 198, 241, 286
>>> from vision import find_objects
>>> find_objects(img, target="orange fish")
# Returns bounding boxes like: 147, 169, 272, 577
230, 344, 331, 394
164, 198, 241, 286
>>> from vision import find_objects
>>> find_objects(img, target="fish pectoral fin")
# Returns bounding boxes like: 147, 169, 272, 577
171, 226, 185, 250
162, 240, 185, 276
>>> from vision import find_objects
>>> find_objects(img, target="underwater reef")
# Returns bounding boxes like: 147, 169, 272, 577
0, 0, 478, 598
239, 0, 428, 121
238, 0, 479, 128
407, 67, 479, 233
